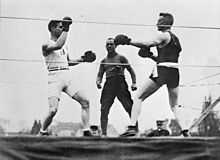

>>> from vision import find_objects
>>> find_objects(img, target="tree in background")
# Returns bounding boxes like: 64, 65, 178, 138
198, 95, 220, 136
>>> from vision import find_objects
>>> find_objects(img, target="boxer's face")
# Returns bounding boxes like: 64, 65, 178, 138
106, 39, 116, 53
52, 22, 63, 38
157, 16, 165, 31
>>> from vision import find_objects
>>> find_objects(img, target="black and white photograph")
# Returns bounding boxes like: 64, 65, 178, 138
0, 0, 220, 159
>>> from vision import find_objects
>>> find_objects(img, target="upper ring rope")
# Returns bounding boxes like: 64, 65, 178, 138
1, 16, 220, 30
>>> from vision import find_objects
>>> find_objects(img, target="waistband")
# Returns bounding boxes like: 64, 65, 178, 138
106, 75, 125, 80
48, 66, 69, 72
157, 62, 178, 69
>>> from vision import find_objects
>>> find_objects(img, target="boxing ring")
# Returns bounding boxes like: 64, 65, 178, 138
0, 136, 220, 160
1, 4, 220, 159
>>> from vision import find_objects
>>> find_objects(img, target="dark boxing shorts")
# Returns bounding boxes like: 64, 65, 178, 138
149, 66, 179, 88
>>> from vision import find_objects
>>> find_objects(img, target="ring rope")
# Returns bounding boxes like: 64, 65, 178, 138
1, 16, 220, 30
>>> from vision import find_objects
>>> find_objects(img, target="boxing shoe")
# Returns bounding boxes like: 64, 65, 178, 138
119, 125, 138, 137
83, 129, 93, 137
39, 130, 50, 136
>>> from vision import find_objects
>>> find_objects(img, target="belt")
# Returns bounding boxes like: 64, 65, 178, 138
157, 62, 179, 69
48, 67, 69, 72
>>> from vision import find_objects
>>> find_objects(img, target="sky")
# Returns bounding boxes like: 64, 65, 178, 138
0, 0, 220, 133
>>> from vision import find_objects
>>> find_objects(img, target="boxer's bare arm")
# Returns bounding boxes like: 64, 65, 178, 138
42, 32, 68, 57
130, 31, 169, 48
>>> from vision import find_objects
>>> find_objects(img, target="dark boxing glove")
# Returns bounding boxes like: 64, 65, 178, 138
114, 34, 131, 45
62, 16, 72, 32
138, 47, 153, 58
81, 50, 96, 62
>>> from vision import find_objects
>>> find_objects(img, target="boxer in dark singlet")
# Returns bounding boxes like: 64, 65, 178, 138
120, 13, 190, 137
